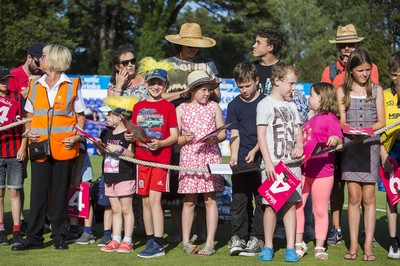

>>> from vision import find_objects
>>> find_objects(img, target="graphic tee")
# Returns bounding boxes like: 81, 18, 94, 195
256, 96, 301, 163
132, 99, 178, 164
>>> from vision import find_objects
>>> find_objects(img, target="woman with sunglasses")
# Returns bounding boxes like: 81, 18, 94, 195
107, 46, 147, 100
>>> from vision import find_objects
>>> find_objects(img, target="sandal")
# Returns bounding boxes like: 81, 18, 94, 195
344, 252, 358, 260
198, 244, 216, 256
314, 247, 328, 260
183, 242, 198, 254
363, 253, 376, 261
295, 241, 308, 258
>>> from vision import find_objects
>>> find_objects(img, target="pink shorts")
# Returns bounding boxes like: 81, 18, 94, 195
136, 165, 169, 196
105, 180, 135, 197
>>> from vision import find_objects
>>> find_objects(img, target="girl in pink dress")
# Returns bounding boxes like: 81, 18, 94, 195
176, 70, 226, 256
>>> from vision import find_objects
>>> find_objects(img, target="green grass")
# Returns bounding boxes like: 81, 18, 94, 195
0, 156, 399, 265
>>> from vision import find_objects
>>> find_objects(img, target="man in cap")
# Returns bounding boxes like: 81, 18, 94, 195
8, 43, 44, 235
9, 43, 44, 97
321, 24, 379, 88
0, 66, 26, 246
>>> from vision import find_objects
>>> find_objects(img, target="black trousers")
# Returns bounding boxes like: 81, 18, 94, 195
230, 171, 264, 240
27, 158, 73, 244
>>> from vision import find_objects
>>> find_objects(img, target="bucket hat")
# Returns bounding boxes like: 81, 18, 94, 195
165, 23, 216, 48
329, 24, 365, 44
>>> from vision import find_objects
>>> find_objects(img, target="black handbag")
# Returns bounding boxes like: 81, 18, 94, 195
28, 108, 54, 161
29, 139, 51, 161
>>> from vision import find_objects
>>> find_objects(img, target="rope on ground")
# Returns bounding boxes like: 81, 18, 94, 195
0, 118, 31, 132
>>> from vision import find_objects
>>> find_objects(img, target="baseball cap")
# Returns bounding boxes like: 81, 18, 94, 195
145, 69, 168, 81
28, 43, 45, 59
0, 66, 14, 80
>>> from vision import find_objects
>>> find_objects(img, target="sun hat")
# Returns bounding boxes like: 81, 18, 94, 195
329, 24, 365, 44
165, 23, 216, 48
0, 66, 14, 80
187, 70, 220, 91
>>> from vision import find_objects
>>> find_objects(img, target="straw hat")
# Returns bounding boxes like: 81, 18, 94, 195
329, 24, 365, 43
165, 23, 216, 48
187, 70, 220, 91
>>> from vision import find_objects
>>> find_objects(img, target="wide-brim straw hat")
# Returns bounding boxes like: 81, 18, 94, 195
165, 23, 216, 48
329, 24, 365, 43
187, 70, 220, 91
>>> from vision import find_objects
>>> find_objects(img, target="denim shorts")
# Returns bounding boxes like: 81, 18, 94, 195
0, 157, 24, 189
97, 175, 111, 207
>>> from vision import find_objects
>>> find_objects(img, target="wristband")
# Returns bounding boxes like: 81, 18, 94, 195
119, 147, 125, 154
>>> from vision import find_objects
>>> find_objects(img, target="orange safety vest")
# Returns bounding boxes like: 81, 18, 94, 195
28, 78, 81, 161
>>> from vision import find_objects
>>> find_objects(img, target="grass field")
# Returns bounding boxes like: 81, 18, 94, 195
0, 156, 399, 265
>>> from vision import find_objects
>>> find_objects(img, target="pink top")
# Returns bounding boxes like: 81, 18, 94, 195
302, 112, 343, 178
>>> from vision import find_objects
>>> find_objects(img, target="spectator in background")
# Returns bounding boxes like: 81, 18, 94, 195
321, 24, 379, 89
107, 45, 147, 100
9, 43, 44, 98
8, 43, 44, 235
85, 104, 102, 122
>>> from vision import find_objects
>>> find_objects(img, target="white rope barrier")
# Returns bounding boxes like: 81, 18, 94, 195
0, 118, 31, 132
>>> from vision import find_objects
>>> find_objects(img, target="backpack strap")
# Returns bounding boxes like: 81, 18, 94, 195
329, 62, 338, 83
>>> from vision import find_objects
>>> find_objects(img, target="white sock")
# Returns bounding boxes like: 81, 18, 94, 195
123, 237, 132, 243
113, 235, 122, 243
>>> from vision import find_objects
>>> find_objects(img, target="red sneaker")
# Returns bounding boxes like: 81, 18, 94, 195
100, 240, 120, 252
117, 241, 133, 253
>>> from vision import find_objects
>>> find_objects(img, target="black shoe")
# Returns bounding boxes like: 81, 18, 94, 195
11, 240, 44, 251
63, 233, 79, 244
0, 230, 9, 246
20, 220, 28, 236
53, 239, 69, 250
11, 231, 23, 247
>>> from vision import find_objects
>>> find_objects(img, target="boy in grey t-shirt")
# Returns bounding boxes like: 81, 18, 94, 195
256, 62, 303, 263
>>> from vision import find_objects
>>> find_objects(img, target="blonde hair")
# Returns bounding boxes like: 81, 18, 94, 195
311, 82, 339, 117
43, 44, 71, 72
270, 62, 298, 86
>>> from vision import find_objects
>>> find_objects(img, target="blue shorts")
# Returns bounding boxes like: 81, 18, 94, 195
80, 153, 93, 183
98, 175, 110, 207
0, 158, 24, 189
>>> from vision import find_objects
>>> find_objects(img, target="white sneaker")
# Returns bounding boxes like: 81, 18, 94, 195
388, 244, 400, 259
273, 227, 285, 239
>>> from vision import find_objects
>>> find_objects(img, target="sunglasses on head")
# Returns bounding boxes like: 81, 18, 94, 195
120, 58, 136, 67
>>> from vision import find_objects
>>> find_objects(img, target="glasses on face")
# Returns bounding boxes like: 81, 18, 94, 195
29, 55, 40, 67
120, 58, 136, 67
337, 43, 359, 49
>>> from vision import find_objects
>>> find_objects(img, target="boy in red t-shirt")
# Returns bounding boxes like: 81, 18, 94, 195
126, 57, 178, 258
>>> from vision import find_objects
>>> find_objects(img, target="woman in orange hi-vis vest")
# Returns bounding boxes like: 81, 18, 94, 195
12, 44, 86, 251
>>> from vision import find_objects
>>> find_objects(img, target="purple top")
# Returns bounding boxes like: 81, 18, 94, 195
302, 112, 343, 178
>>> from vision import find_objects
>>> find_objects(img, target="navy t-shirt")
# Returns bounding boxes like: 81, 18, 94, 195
226, 93, 265, 164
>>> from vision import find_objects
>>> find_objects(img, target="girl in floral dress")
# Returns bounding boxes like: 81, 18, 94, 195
176, 70, 226, 256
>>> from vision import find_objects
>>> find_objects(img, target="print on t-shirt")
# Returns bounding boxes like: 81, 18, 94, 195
137, 108, 164, 140
103, 139, 123, 173
272, 106, 296, 159
258, 78, 272, 97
